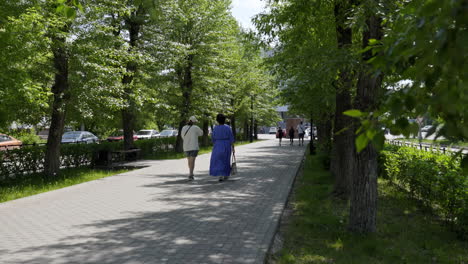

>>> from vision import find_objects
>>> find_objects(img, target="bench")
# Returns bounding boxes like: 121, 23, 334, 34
112, 148, 141, 162
93, 148, 142, 168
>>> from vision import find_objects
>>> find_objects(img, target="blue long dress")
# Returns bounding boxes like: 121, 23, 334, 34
209, 125, 235, 176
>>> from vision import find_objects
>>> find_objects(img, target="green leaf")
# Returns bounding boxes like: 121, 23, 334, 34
56, 5, 65, 14
65, 7, 76, 18
356, 133, 369, 153
368, 39, 380, 46
366, 128, 377, 140
343, 109, 363, 118
77, 3, 84, 13
372, 133, 385, 151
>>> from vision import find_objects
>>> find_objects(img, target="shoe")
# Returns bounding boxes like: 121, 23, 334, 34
223, 176, 229, 181
188, 175, 194, 181
218, 177, 224, 182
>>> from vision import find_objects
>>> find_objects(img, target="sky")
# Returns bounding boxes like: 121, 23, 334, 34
230, 0, 266, 31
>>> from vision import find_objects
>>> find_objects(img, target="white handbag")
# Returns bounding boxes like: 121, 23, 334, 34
230, 153, 237, 175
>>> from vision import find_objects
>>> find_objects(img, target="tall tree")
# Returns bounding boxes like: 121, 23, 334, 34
154, 0, 238, 152
0, 3, 52, 129
43, 2, 82, 178
348, 10, 384, 233
331, 0, 357, 199
254, 0, 337, 152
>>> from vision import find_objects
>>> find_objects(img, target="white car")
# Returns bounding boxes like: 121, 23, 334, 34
158, 129, 178, 137
421, 125, 432, 132
61, 131, 99, 144
136, 129, 159, 139
268, 127, 277, 134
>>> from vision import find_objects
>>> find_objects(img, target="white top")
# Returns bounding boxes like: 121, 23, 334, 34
181, 125, 204, 151
297, 124, 305, 134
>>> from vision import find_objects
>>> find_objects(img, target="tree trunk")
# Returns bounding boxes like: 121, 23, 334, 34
202, 118, 209, 147
175, 54, 194, 153
44, 30, 69, 179
249, 97, 254, 142
122, 105, 135, 150
332, 85, 354, 198
254, 119, 258, 140
243, 119, 249, 141
156, 121, 164, 132
316, 114, 332, 155
122, 13, 141, 150
231, 114, 237, 140
348, 14, 384, 233
309, 115, 316, 155
331, 0, 356, 199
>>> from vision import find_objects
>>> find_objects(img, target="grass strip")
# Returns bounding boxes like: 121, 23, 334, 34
274, 153, 468, 264
0, 140, 258, 203
0, 167, 130, 203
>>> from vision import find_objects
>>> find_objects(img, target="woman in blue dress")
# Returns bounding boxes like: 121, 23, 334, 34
210, 114, 235, 182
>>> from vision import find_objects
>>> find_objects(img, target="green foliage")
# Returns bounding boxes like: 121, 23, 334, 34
274, 151, 468, 263
0, 0, 277, 141
0, 137, 180, 183
9, 129, 42, 144
0, 6, 54, 128
381, 145, 468, 238
254, 0, 338, 123
0, 145, 46, 179
378, 0, 468, 142
134, 137, 177, 156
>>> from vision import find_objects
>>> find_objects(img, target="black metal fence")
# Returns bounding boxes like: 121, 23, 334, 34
386, 140, 468, 156
0, 137, 178, 183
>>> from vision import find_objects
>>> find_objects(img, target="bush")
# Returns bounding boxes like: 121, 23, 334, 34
0, 141, 121, 183
9, 128, 42, 144
381, 145, 468, 238
134, 137, 177, 156
0, 137, 183, 183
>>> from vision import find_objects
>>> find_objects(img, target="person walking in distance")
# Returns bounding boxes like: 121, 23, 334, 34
288, 126, 295, 146
181, 116, 203, 180
277, 127, 284, 146
210, 114, 235, 182
297, 121, 305, 146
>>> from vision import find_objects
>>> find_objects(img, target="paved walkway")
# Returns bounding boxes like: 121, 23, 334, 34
0, 136, 307, 264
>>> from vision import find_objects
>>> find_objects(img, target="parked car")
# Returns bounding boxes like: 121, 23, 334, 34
158, 129, 178, 137
61, 131, 99, 144
107, 130, 138, 142
136, 129, 159, 139
269, 127, 277, 134
421, 125, 432, 132
0, 134, 22, 150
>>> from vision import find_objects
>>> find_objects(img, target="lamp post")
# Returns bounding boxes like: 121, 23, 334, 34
250, 94, 254, 143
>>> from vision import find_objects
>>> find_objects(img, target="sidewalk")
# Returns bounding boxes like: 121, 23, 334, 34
0, 136, 307, 264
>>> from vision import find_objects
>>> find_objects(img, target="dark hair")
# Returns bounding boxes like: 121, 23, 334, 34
216, 114, 226, 124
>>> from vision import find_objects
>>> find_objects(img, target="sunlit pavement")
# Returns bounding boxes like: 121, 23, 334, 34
0, 136, 308, 264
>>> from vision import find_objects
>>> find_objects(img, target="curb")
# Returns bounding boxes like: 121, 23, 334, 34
263, 148, 307, 263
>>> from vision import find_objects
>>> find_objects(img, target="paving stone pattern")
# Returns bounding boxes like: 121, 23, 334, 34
0, 136, 306, 264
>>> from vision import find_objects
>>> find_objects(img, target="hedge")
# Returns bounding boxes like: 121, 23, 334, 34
0, 137, 179, 183
381, 145, 468, 238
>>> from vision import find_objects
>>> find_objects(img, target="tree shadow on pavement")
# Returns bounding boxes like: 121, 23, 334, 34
9, 141, 305, 264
